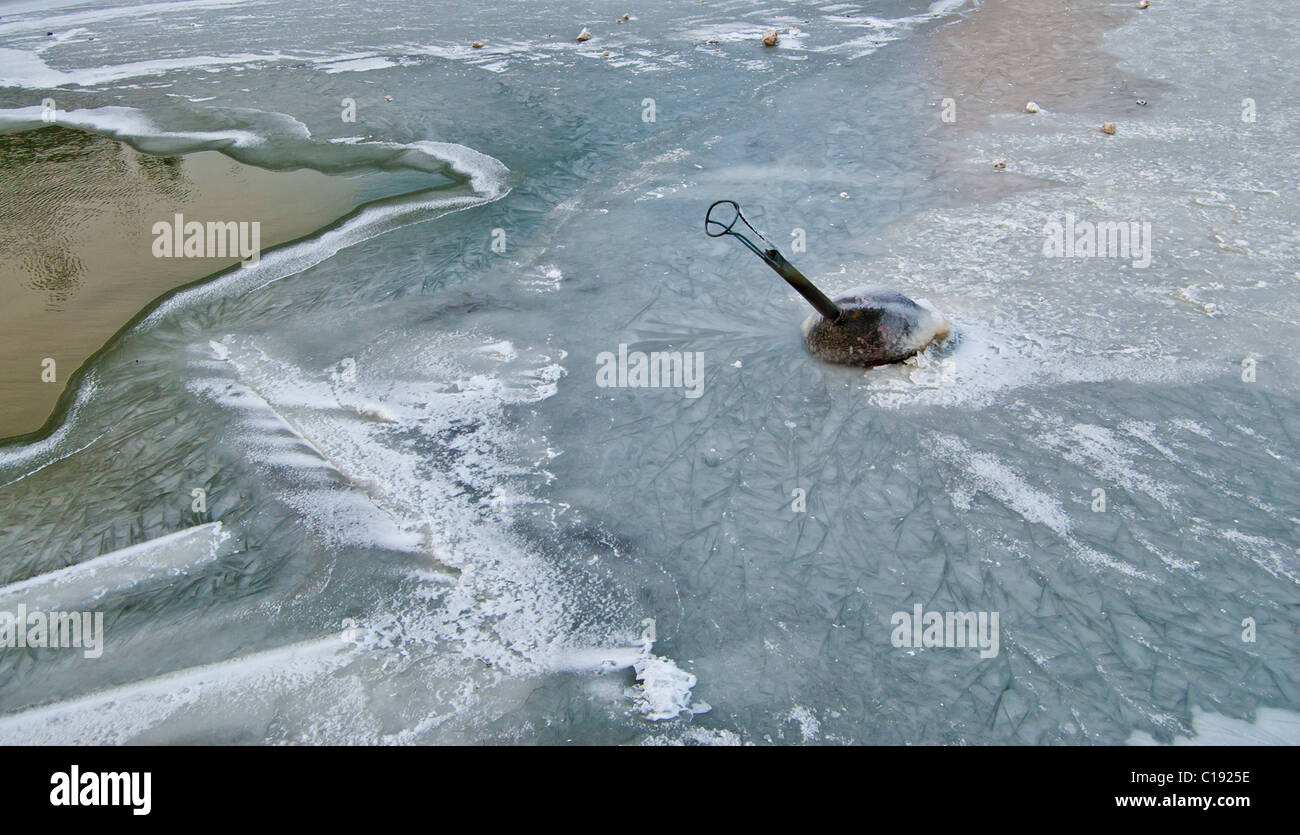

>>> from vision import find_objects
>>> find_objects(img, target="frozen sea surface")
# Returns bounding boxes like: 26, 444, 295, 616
0, 0, 1296, 743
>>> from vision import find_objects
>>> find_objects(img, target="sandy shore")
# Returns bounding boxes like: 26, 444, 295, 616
928, 0, 1155, 123
916, 0, 1160, 200
0, 126, 428, 439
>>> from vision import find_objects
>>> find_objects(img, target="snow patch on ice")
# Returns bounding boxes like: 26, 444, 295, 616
929, 434, 1155, 581
186, 329, 701, 728
931, 434, 1072, 536
1219, 530, 1299, 586
320, 56, 397, 74
786, 705, 821, 742
521, 265, 564, 293
1036, 421, 1178, 509
1128, 707, 1300, 746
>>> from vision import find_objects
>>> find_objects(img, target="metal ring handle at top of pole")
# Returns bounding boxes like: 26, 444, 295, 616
704, 199, 844, 324
704, 200, 741, 237
705, 199, 782, 267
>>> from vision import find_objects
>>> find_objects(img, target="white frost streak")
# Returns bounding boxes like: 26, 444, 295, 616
194, 331, 701, 718
930, 434, 1155, 581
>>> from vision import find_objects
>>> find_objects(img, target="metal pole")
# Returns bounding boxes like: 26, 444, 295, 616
761, 248, 843, 323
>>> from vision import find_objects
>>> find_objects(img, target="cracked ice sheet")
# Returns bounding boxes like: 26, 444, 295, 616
183, 323, 706, 723
0, 295, 704, 740
2, 0, 1298, 746
506, 0, 1299, 744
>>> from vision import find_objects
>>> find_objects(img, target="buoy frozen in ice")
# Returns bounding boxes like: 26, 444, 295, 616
705, 200, 949, 368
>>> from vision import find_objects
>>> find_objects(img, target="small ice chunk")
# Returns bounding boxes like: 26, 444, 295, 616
786, 706, 821, 742
354, 403, 397, 423
631, 655, 703, 720
476, 340, 518, 361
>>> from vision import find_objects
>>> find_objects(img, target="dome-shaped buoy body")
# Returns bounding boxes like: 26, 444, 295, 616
801, 288, 949, 367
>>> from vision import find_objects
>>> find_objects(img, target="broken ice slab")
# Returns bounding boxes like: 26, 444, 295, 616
0, 522, 228, 612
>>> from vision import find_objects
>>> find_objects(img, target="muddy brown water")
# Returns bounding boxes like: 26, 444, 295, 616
0, 125, 429, 439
